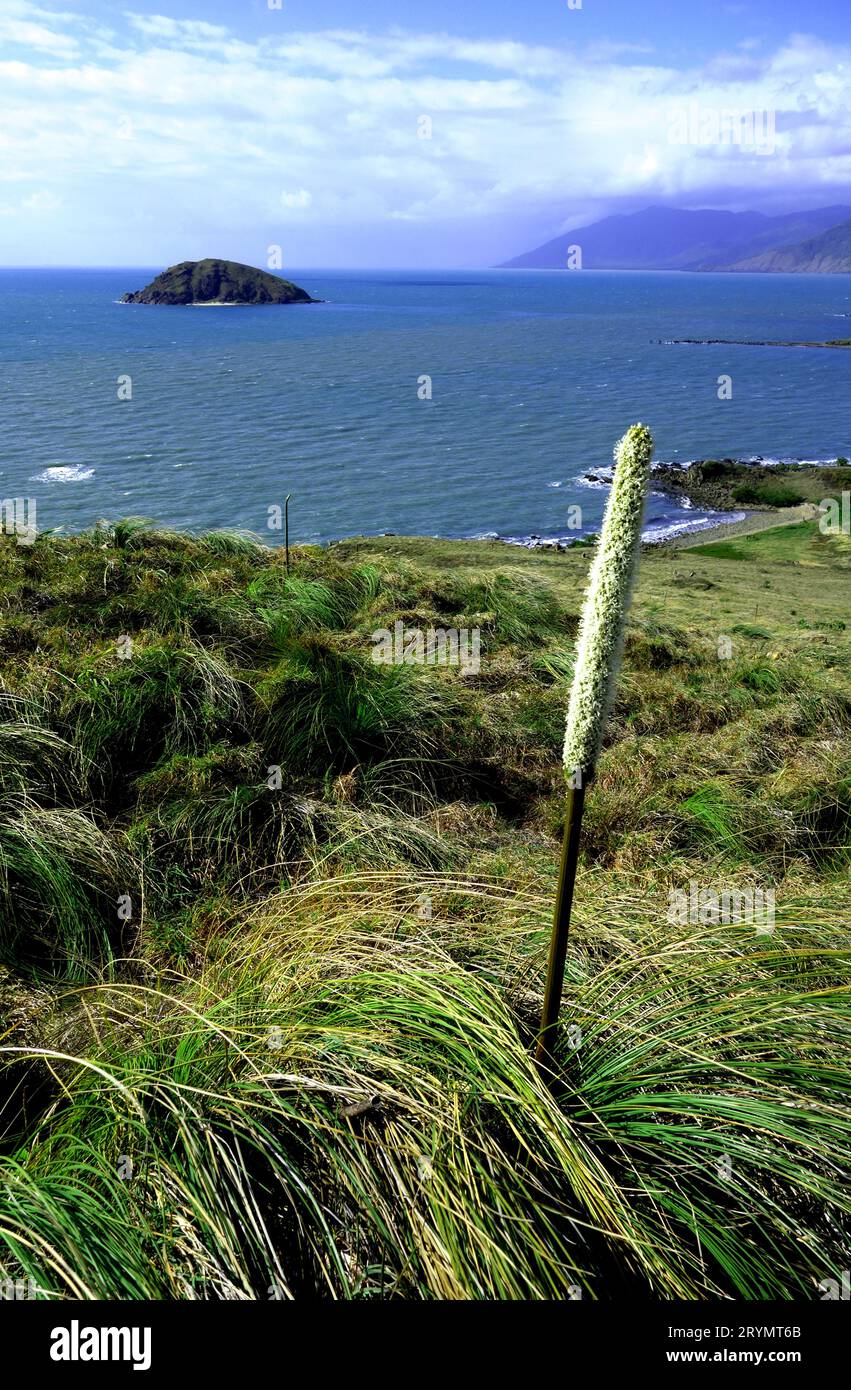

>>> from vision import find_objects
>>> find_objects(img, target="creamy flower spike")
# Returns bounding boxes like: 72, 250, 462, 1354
562, 423, 654, 780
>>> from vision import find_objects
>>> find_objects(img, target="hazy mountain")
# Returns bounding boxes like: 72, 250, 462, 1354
724, 216, 851, 273
499, 205, 851, 271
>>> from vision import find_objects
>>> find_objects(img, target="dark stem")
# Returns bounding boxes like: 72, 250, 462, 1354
285, 493, 291, 575
535, 780, 587, 1077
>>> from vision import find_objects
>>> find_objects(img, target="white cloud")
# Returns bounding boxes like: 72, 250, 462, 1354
125, 13, 236, 50
0, 6, 850, 264
21, 188, 62, 211
280, 189, 313, 209
0, 17, 78, 57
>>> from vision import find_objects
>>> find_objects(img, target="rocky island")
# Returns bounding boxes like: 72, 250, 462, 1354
121, 258, 317, 305
662, 337, 851, 350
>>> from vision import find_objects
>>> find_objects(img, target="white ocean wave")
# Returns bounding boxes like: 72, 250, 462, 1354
642, 511, 747, 543
576, 470, 612, 490
30, 465, 95, 483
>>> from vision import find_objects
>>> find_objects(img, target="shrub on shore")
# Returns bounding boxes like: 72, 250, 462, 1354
732, 482, 808, 507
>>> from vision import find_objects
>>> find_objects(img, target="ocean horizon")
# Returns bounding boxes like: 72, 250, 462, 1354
3, 265, 850, 547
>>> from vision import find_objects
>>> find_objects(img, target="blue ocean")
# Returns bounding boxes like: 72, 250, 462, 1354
2, 267, 849, 546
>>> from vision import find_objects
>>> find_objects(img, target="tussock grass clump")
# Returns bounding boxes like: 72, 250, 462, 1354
64, 642, 246, 788
259, 636, 449, 775
0, 706, 81, 804
0, 800, 130, 976
2, 875, 848, 1299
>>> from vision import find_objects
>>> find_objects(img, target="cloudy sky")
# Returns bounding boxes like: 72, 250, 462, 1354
1, 0, 849, 266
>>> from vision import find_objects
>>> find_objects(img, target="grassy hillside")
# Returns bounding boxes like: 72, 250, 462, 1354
0, 518, 849, 1299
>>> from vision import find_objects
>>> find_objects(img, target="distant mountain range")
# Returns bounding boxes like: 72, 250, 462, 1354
500, 205, 851, 273
727, 217, 851, 273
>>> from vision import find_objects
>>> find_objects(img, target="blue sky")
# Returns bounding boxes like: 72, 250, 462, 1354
82, 0, 851, 59
1, 0, 849, 266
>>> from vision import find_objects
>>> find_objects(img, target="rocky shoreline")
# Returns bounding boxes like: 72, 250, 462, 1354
660, 338, 851, 349
584, 457, 849, 512
662, 504, 815, 549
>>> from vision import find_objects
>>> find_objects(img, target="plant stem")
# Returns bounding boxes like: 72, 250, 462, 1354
285, 493, 291, 575
535, 781, 586, 1075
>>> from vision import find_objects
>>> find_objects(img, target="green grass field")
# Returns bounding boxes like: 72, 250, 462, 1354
0, 516, 848, 1300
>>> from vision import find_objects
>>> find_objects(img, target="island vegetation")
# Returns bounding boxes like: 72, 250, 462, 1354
121, 259, 316, 306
